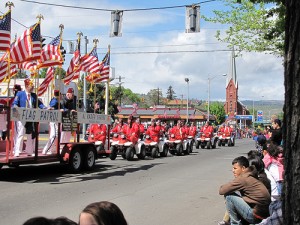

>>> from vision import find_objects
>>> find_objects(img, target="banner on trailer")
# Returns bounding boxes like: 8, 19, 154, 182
77, 112, 111, 124
11, 108, 61, 124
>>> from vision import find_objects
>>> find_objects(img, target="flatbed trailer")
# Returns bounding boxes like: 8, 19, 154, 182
0, 105, 111, 172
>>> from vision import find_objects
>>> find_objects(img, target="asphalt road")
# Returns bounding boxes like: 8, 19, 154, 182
0, 138, 256, 225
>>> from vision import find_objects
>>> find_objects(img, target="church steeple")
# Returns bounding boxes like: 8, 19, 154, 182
226, 47, 238, 88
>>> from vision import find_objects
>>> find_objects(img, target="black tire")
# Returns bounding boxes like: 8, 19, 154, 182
151, 147, 159, 158
232, 139, 235, 146
228, 139, 232, 147
200, 143, 205, 149
84, 147, 96, 170
121, 153, 126, 159
189, 140, 194, 153
109, 146, 117, 160
160, 144, 168, 157
69, 148, 83, 172
137, 146, 146, 160
196, 141, 200, 149
185, 143, 190, 155
212, 139, 217, 149
218, 140, 222, 147
126, 147, 134, 161
222, 142, 226, 146
0, 164, 3, 169
176, 144, 183, 156
206, 141, 211, 149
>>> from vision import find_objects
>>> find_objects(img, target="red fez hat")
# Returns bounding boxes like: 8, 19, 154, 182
54, 90, 60, 96
14, 84, 21, 91
67, 88, 74, 93
24, 78, 33, 87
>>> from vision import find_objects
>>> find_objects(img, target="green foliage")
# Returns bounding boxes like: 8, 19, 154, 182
208, 102, 226, 124
202, 0, 285, 56
166, 86, 176, 100
147, 88, 163, 105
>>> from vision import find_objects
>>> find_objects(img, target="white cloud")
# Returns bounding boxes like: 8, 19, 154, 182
2, 0, 284, 101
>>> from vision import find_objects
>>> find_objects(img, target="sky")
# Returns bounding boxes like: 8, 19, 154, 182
1, 0, 284, 102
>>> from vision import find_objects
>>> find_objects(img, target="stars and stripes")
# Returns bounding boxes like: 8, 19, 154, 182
38, 67, 54, 96
0, 10, 11, 52
10, 22, 41, 63
86, 50, 110, 83
79, 47, 100, 75
0, 52, 17, 83
39, 35, 63, 68
18, 61, 37, 71
64, 39, 81, 85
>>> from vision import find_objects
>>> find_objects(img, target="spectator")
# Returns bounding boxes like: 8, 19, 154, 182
219, 156, 271, 224
79, 201, 127, 225
270, 119, 282, 146
23, 216, 77, 225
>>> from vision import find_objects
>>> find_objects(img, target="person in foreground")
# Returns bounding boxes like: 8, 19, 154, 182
79, 201, 128, 225
219, 156, 271, 225
23, 216, 77, 225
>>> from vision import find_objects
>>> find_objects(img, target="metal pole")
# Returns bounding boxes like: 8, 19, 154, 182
185, 78, 189, 123
207, 77, 210, 122
82, 35, 88, 137
252, 99, 255, 124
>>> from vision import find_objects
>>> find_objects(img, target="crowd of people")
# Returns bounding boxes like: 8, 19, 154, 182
218, 118, 284, 225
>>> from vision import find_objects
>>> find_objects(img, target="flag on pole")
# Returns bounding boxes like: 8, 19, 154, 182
89, 50, 110, 83
39, 35, 63, 68
80, 47, 100, 75
10, 22, 41, 63
19, 61, 37, 71
0, 10, 11, 52
64, 38, 80, 85
0, 53, 17, 83
38, 67, 54, 96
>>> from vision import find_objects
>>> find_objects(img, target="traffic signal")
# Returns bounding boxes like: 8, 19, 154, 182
185, 5, 200, 33
41, 36, 46, 48
110, 10, 123, 37
60, 45, 66, 63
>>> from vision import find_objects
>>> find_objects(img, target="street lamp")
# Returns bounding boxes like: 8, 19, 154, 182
207, 74, 227, 122
185, 78, 190, 123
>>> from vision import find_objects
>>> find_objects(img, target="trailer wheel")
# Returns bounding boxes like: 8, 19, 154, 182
84, 147, 96, 170
69, 148, 83, 172
126, 147, 134, 161
195, 141, 200, 149
109, 146, 117, 160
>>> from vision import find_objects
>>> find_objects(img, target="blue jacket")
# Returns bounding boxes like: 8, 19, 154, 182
12, 90, 46, 109
49, 97, 62, 110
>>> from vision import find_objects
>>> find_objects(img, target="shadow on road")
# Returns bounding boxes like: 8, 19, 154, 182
0, 159, 164, 184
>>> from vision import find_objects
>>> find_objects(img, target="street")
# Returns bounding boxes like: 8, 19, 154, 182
0, 138, 255, 225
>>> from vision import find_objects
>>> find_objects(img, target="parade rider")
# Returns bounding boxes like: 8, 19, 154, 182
123, 116, 139, 145
200, 121, 214, 138
12, 78, 47, 157
42, 90, 62, 155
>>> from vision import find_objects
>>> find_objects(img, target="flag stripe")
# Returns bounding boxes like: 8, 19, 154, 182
38, 67, 54, 96
0, 11, 11, 52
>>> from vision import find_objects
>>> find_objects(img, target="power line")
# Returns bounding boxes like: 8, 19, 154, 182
17, 0, 219, 12
111, 49, 232, 55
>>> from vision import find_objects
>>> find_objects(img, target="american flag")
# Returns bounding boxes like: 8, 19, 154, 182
38, 67, 54, 96
80, 47, 100, 75
19, 61, 37, 71
0, 52, 17, 83
64, 39, 81, 85
0, 10, 11, 52
39, 35, 63, 68
88, 50, 110, 83
10, 22, 41, 63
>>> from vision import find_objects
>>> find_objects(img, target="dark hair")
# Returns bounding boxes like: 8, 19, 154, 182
247, 150, 262, 159
80, 201, 127, 225
23, 217, 52, 225
53, 217, 77, 225
232, 156, 249, 168
266, 142, 281, 159
248, 155, 265, 173
273, 119, 281, 127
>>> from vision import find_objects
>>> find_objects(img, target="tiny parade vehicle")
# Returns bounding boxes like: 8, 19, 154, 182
186, 135, 195, 153
165, 133, 189, 156
0, 104, 111, 172
109, 132, 145, 161
217, 125, 235, 147
143, 134, 168, 158
198, 132, 218, 149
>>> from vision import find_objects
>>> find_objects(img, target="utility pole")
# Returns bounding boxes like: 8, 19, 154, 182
157, 87, 160, 105
117, 76, 125, 105
82, 35, 88, 137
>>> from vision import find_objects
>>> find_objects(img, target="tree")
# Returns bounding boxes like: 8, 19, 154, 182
166, 85, 176, 100
282, 1, 300, 224
147, 88, 163, 105
208, 102, 226, 125
202, 0, 285, 56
